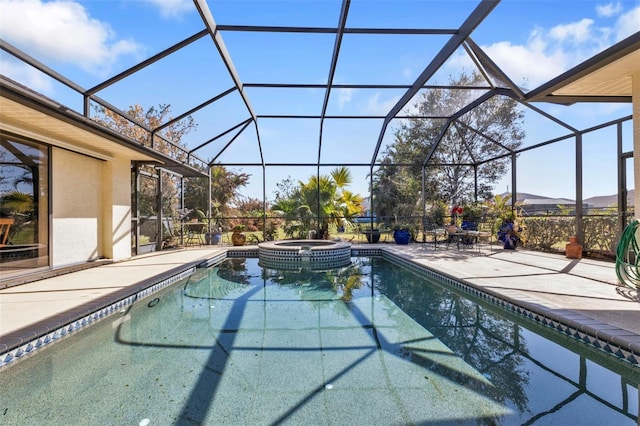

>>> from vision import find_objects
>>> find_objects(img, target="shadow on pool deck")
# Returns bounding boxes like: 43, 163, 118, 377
1, 243, 639, 364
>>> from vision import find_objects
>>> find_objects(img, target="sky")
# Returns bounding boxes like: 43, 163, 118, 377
1, 0, 639, 203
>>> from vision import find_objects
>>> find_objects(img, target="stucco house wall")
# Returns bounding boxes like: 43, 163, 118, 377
102, 157, 132, 261
51, 148, 103, 266
1, 78, 204, 283
51, 148, 132, 267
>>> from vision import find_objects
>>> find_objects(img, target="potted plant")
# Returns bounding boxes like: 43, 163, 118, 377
489, 194, 525, 249
448, 205, 463, 232
231, 224, 246, 246
392, 224, 411, 245
205, 225, 223, 245
497, 213, 522, 249
195, 209, 222, 245
461, 202, 483, 231
362, 226, 381, 243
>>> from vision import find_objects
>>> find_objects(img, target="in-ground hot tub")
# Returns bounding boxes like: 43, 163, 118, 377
258, 240, 352, 270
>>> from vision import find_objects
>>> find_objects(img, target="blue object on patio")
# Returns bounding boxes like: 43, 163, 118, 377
498, 219, 519, 249
184, 222, 205, 246
393, 229, 411, 245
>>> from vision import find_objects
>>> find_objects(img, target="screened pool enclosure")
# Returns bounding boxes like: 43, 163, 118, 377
0, 0, 638, 268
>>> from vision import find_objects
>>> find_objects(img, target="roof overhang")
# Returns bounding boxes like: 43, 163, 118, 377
526, 32, 640, 105
0, 76, 207, 178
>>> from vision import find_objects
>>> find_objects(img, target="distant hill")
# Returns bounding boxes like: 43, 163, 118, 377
499, 191, 633, 208
497, 192, 554, 202
363, 191, 632, 209
514, 192, 549, 201
584, 190, 633, 207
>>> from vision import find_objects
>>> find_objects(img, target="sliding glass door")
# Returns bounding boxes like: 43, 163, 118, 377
0, 133, 49, 279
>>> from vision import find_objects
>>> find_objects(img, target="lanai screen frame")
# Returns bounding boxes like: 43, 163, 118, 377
1, 0, 635, 244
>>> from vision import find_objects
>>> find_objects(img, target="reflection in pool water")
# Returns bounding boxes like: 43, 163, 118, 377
0, 256, 638, 425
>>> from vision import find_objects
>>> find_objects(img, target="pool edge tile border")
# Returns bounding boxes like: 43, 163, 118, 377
380, 249, 640, 366
0, 266, 198, 370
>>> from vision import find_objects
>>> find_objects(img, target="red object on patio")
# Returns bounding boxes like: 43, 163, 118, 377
565, 236, 583, 259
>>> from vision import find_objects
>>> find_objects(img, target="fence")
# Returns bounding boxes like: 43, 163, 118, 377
172, 209, 632, 260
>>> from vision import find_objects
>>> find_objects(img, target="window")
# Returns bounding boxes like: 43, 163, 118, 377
0, 134, 49, 278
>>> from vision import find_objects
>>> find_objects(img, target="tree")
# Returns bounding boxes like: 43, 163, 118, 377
271, 167, 364, 238
201, 165, 250, 227
371, 156, 421, 225
92, 103, 197, 218
1, 190, 33, 215
92, 104, 196, 160
93, 104, 250, 225
0, 142, 42, 245
273, 176, 297, 202
373, 72, 525, 219
232, 197, 264, 231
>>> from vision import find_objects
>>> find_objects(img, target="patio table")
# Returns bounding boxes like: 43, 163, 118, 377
448, 230, 492, 251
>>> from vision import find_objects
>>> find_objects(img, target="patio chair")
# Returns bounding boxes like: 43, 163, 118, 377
0, 218, 14, 247
184, 222, 205, 246
422, 216, 446, 249
162, 217, 183, 248
475, 214, 497, 252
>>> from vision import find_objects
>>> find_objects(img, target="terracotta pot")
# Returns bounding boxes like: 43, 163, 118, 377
231, 231, 246, 246
565, 236, 582, 259
446, 225, 458, 234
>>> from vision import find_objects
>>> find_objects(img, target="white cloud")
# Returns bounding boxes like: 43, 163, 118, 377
548, 19, 595, 43
336, 88, 354, 108
144, 0, 193, 19
615, 5, 640, 41
0, 0, 142, 75
483, 39, 569, 88
596, 2, 623, 17
449, 3, 640, 90
1, 59, 54, 94
363, 92, 400, 116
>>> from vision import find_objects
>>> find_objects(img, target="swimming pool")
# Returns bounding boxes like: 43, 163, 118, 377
1, 256, 638, 424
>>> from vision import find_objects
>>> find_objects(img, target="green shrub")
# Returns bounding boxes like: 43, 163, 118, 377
521, 217, 573, 251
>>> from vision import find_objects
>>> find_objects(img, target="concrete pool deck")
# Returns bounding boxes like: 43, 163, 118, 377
1, 242, 639, 366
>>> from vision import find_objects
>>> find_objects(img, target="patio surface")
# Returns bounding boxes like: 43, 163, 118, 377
1, 242, 639, 365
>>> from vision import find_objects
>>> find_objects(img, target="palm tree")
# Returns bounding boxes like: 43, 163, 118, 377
331, 166, 364, 224
13, 169, 34, 189
271, 167, 364, 239
1, 190, 35, 244
2, 190, 34, 215
270, 196, 313, 239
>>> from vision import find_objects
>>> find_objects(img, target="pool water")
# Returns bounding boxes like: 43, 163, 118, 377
1, 256, 638, 425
